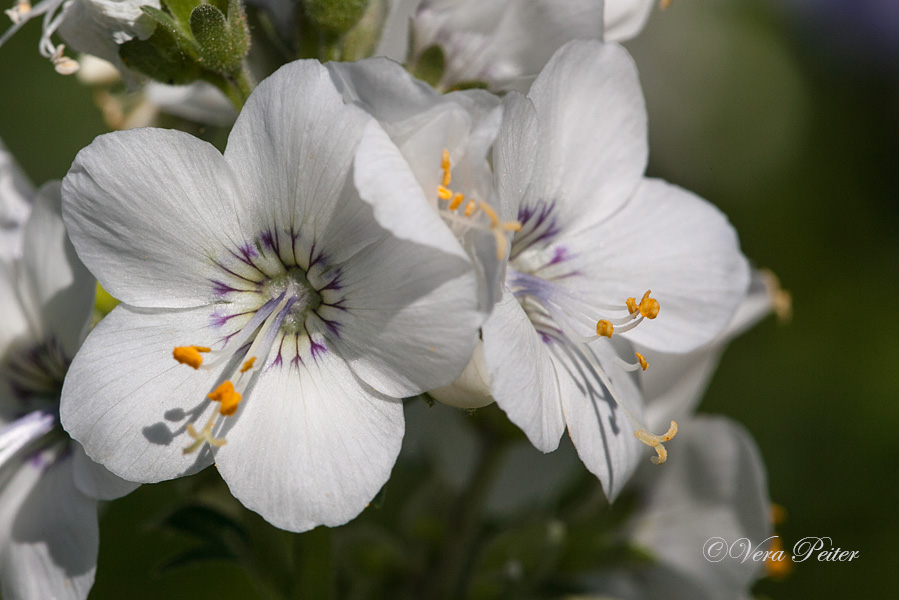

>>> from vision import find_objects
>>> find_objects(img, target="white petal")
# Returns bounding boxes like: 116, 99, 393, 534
325, 230, 480, 396
565, 178, 750, 352
526, 41, 648, 227
481, 291, 565, 452
493, 90, 541, 222
630, 416, 771, 596
0, 138, 34, 261
21, 182, 94, 358
354, 119, 467, 259
639, 270, 774, 431
375, 0, 422, 61
214, 348, 404, 532
224, 59, 377, 264
429, 340, 494, 409
62, 128, 246, 309
59, 304, 226, 483
0, 451, 98, 600
57, 0, 159, 68
144, 81, 237, 127
552, 339, 643, 500
604, 0, 656, 42
71, 442, 140, 500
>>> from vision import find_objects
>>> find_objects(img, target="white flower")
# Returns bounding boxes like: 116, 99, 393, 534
579, 417, 772, 600
0, 0, 158, 75
0, 179, 136, 600
377, 0, 605, 91
483, 40, 750, 498
59, 60, 482, 532
0, 139, 33, 260
328, 57, 511, 317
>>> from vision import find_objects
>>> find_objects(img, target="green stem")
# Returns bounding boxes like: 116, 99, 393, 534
204, 62, 255, 111
432, 419, 507, 600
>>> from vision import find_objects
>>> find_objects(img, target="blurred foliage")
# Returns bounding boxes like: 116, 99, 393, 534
1, 0, 897, 598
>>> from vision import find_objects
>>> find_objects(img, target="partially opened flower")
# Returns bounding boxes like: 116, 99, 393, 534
0, 138, 33, 259
377, 0, 605, 91
0, 180, 136, 600
327, 57, 514, 315
0, 0, 158, 75
60, 59, 481, 532
484, 40, 750, 498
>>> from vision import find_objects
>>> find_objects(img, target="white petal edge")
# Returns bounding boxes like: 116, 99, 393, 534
62, 128, 247, 309
215, 346, 404, 532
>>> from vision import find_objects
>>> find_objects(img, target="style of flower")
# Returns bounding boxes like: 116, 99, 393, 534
59, 59, 482, 533
483, 40, 750, 498
0, 0, 159, 75
0, 161, 136, 600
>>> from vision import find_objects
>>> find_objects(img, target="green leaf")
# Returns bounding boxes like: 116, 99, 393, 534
140, 5, 197, 54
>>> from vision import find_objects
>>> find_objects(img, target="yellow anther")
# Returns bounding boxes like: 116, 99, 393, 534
596, 319, 614, 338
626, 297, 638, 314
208, 381, 242, 416
639, 290, 660, 319
464, 199, 477, 217
438, 185, 453, 201
503, 221, 522, 232
441, 149, 452, 187
660, 0, 672, 9
173, 345, 211, 369
449, 193, 465, 210
240, 357, 256, 373
634, 420, 678, 465
635, 352, 648, 371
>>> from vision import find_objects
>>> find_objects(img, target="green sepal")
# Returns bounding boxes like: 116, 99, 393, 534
160, 0, 197, 27
190, 2, 249, 75
411, 44, 445, 88
140, 5, 197, 54
118, 24, 201, 85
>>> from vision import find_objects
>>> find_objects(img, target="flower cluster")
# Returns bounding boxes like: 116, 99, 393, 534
0, 1, 786, 597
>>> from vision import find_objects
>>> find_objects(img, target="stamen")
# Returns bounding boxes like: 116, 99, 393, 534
208, 381, 242, 416
173, 346, 211, 369
660, 0, 672, 9
634, 420, 678, 465
638, 290, 660, 319
50, 44, 78, 75
441, 149, 452, 186
240, 357, 256, 373
436, 149, 522, 260
635, 352, 648, 371
596, 319, 614, 338
5, 0, 30, 24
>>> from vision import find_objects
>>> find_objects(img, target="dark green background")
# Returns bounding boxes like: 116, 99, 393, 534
1, 0, 896, 597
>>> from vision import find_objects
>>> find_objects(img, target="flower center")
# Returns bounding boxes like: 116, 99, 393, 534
506, 268, 677, 464
172, 234, 339, 454
436, 149, 521, 260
